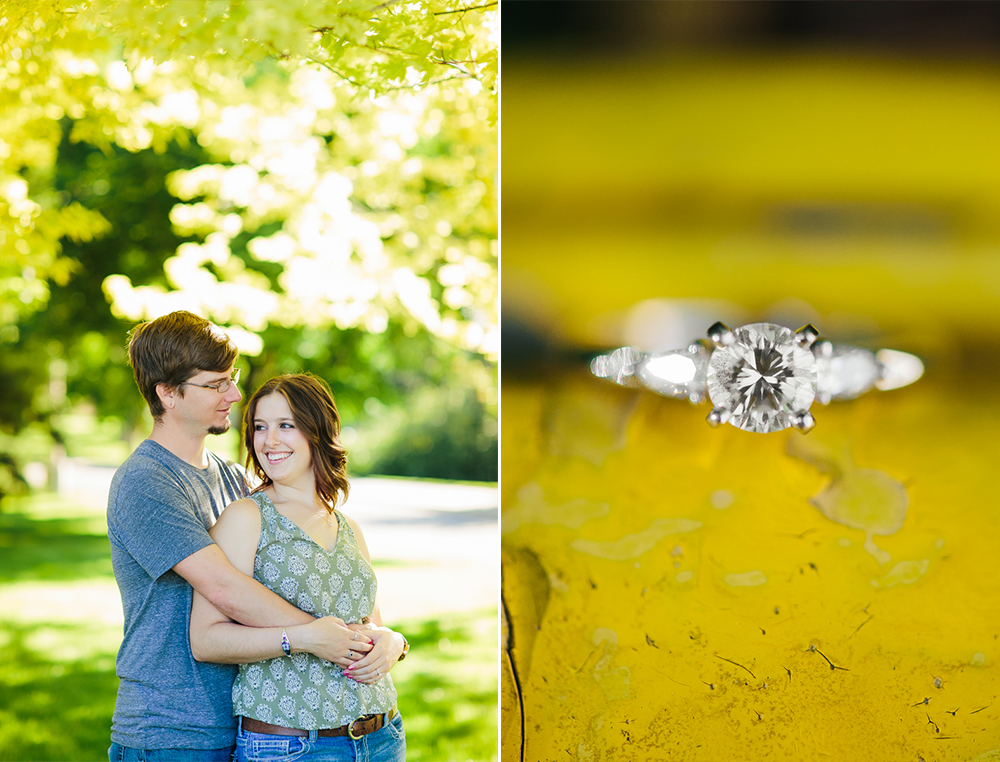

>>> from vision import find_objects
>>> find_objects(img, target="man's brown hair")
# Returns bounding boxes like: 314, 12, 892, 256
127, 311, 239, 418
242, 373, 350, 510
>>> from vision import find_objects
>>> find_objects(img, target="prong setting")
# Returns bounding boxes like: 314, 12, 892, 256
791, 410, 816, 434
795, 324, 820, 348
811, 338, 833, 358
707, 407, 730, 428
692, 338, 715, 353
707, 322, 735, 348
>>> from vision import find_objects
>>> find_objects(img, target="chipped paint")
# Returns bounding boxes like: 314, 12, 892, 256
710, 489, 735, 509
591, 628, 631, 700
870, 559, 929, 588
725, 570, 768, 587
570, 517, 702, 560
503, 482, 610, 534
787, 436, 907, 563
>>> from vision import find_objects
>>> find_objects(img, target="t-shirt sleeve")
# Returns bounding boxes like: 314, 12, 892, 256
108, 462, 214, 581
211, 452, 251, 501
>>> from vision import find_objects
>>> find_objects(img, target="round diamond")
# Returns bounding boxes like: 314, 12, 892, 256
707, 323, 817, 433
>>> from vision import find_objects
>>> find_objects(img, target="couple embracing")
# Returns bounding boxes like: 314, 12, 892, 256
107, 311, 408, 761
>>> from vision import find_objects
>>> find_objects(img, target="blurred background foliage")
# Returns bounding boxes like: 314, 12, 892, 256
0, 0, 497, 495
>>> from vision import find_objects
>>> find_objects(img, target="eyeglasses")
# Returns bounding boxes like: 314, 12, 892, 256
180, 368, 241, 394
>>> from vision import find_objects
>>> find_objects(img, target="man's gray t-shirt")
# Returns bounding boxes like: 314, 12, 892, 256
107, 439, 248, 749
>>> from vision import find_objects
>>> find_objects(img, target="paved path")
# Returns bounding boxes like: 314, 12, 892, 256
344, 477, 499, 622
57, 461, 499, 623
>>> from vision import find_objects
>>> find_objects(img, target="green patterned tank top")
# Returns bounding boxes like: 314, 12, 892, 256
231, 491, 397, 729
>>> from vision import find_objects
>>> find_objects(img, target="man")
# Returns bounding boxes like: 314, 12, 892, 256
107, 311, 367, 760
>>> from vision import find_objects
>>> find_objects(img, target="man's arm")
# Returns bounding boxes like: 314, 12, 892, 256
177, 543, 315, 627
185, 499, 372, 666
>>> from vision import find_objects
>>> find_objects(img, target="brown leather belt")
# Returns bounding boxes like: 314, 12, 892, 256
240, 706, 397, 739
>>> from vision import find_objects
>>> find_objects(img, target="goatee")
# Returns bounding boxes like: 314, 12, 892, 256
208, 421, 231, 435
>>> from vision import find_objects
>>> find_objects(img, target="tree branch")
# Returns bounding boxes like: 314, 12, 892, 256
380, 74, 470, 93
311, 59, 364, 89
434, 2, 497, 15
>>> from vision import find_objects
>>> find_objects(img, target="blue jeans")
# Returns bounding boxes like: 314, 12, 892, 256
108, 743, 234, 762
235, 712, 405, 762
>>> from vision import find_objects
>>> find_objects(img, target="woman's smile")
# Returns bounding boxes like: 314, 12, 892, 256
253, 393, 313, 485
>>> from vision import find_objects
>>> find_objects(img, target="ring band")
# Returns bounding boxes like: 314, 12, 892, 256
591, 321, 923, 434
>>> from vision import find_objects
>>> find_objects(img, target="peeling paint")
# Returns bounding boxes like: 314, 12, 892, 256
870, 559, 929, 588
787, 436, 907, 563
971, 749, 1000, 762
570, 517, 702, 560
725, 570, 768, 587
710, 489, 735, 509
591, 628, 630, 700
503, 482, 610, 534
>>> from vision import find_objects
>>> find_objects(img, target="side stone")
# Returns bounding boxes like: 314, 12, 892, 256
590, 347, 644, 388
635, 344, 709, 402
816, 346, 879, 403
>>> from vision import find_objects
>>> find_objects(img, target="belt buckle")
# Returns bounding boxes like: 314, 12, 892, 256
348, 717, 367, 740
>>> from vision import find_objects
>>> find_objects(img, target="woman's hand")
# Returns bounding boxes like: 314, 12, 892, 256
343, 627, 405, 684
290, 616, 374, 668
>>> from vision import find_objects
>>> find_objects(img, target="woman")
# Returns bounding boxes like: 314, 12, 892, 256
191, 373, 407, 761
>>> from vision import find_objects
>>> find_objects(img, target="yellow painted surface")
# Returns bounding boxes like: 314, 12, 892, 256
502, 375, 1000, 760
501, 54, 1000, 761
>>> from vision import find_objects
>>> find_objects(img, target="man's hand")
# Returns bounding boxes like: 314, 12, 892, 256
290, 616, 375, 668
347, 621, 377, 634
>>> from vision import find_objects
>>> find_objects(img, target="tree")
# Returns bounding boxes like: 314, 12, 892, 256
0, 0, 497, 490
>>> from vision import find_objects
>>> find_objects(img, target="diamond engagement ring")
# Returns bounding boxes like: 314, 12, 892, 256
591, 322, 923, 434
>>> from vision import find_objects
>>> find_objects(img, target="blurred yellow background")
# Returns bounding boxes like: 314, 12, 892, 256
501, 4, 1000, 760
504, 53, 1000, 355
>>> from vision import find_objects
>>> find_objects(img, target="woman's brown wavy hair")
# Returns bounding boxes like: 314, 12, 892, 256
242, 373, 349, 510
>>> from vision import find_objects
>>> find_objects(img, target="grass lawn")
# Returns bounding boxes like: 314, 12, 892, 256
0, 492, 498, 762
